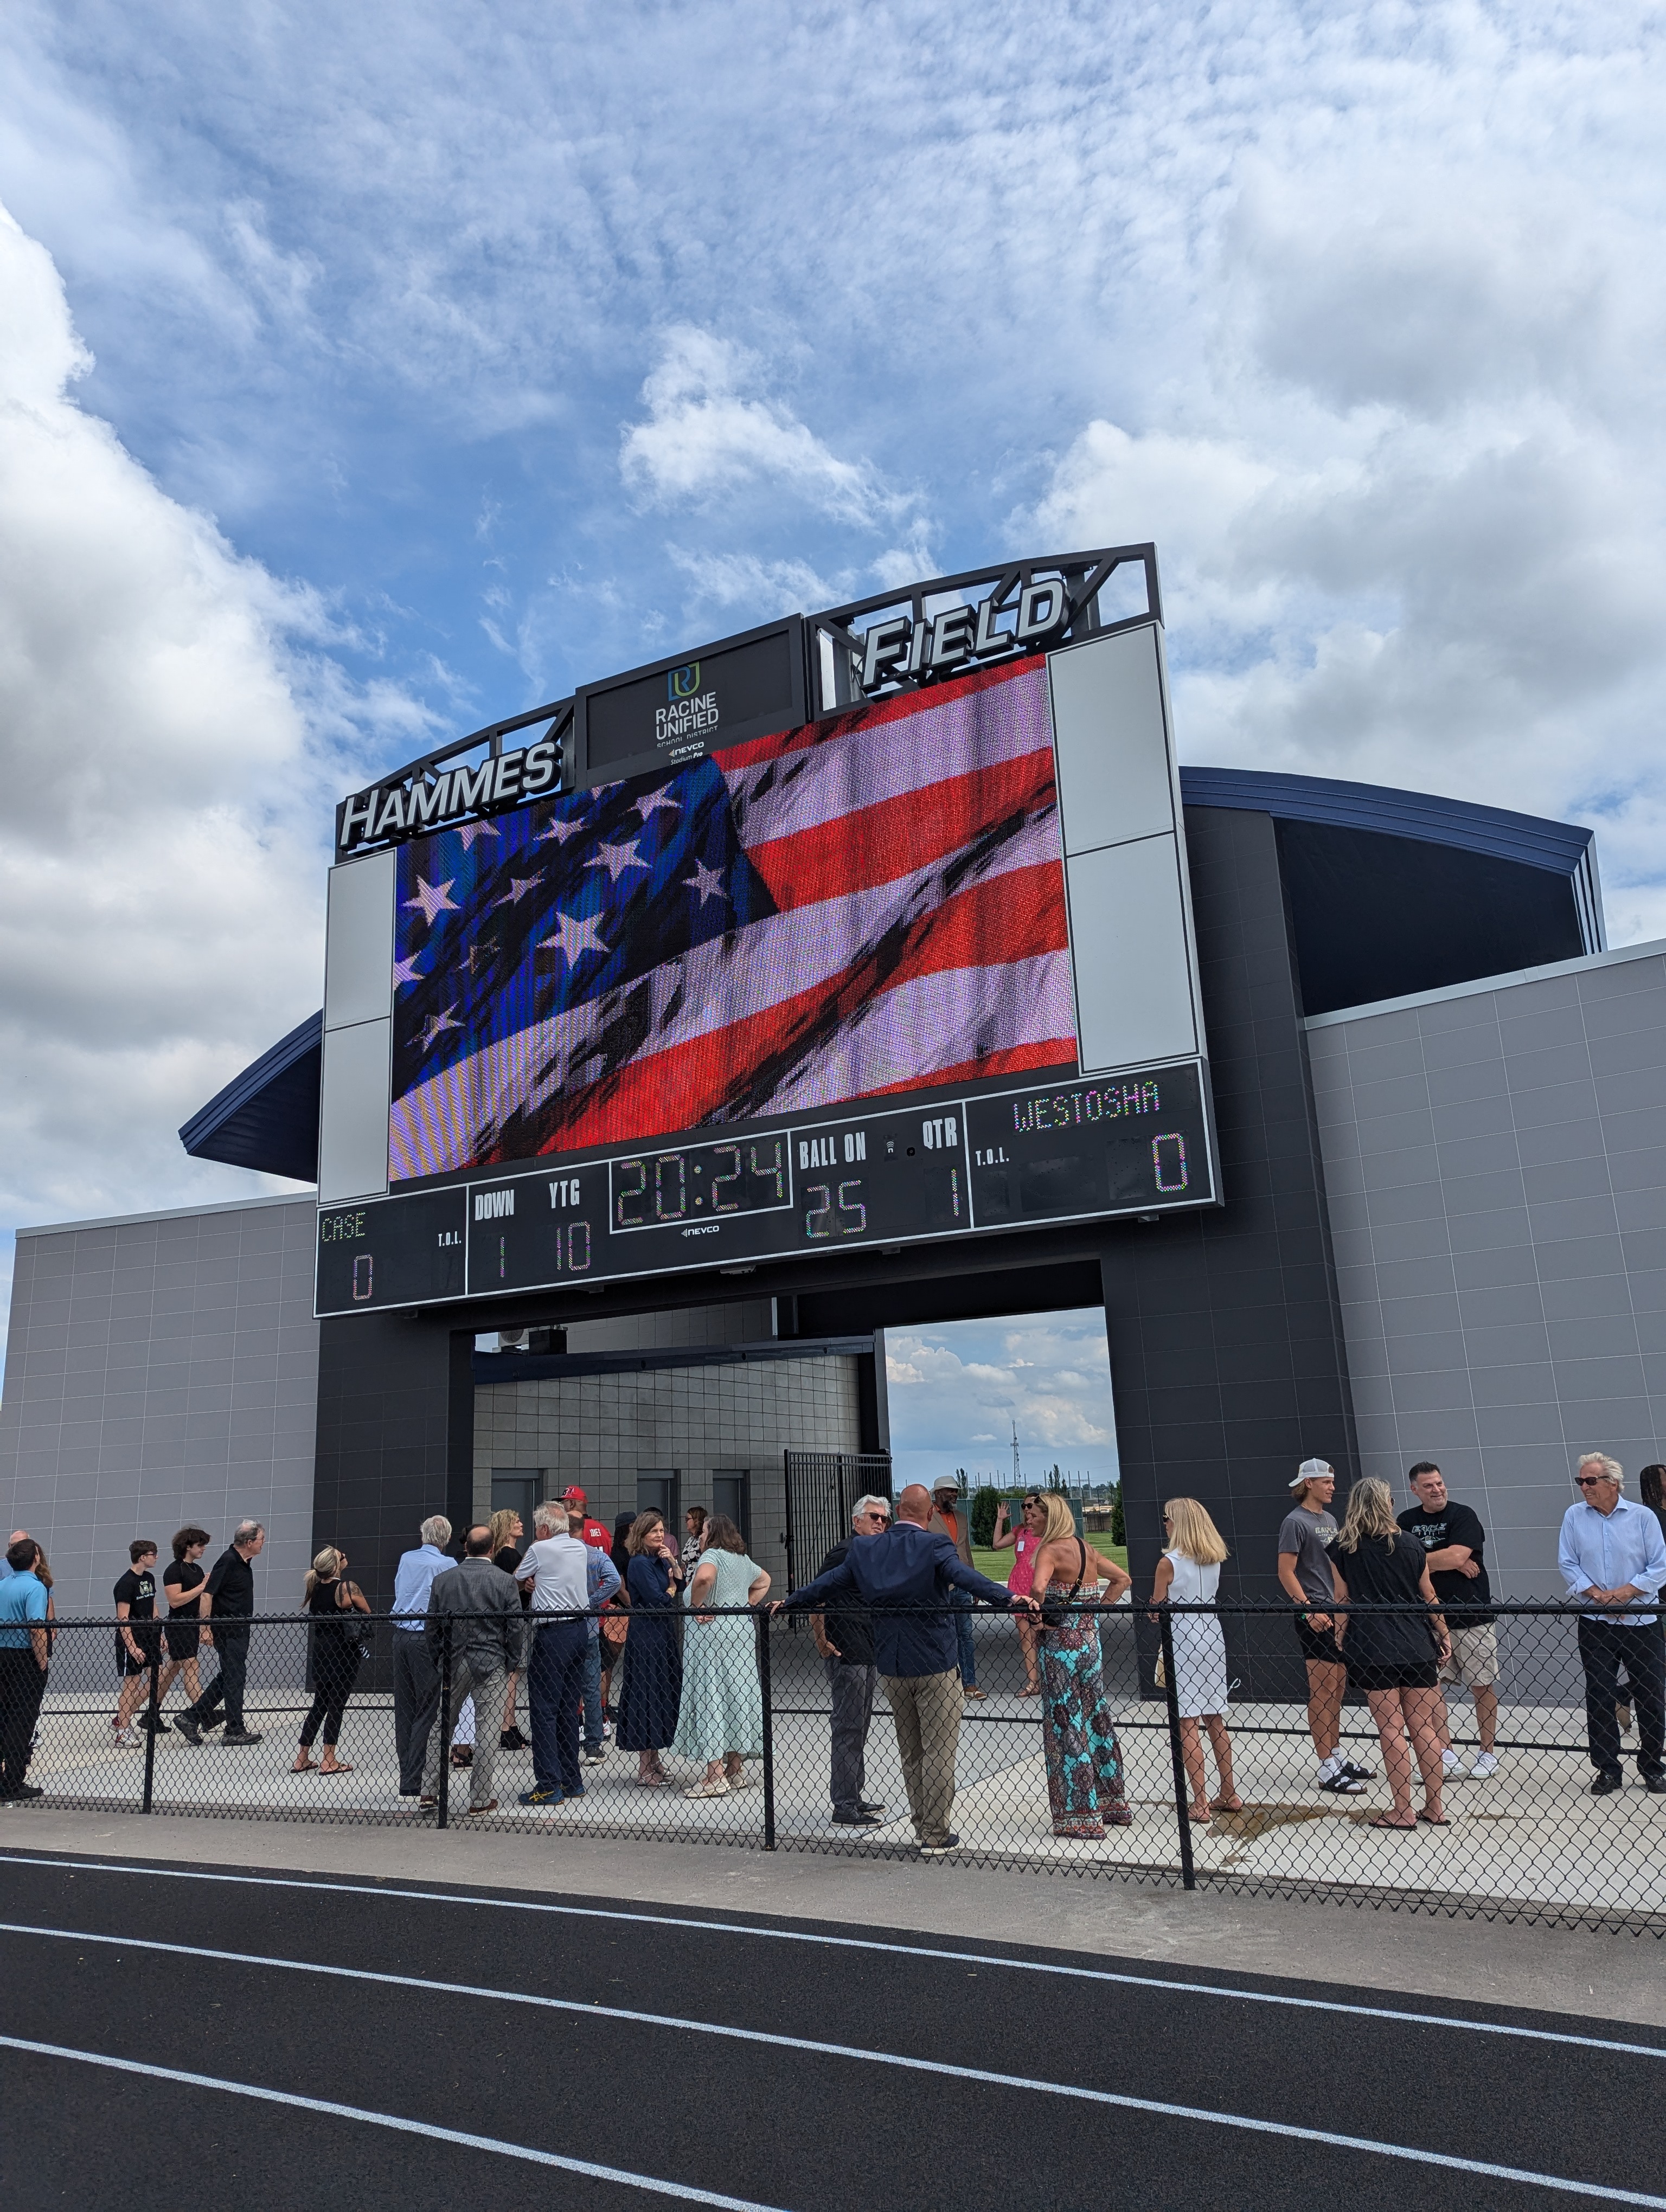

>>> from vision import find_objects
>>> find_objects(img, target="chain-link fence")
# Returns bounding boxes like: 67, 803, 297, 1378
3, 1599, 1663, 1932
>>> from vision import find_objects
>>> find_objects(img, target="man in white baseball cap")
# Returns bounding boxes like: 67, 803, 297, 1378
1277, 1459, 1373, 1795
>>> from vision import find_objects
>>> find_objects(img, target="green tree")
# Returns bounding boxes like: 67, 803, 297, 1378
1110, 1481, 1125, 1546
970, 1485, 1002, 1549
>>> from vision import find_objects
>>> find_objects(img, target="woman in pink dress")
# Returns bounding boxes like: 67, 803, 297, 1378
991, 1493, 1046, 1694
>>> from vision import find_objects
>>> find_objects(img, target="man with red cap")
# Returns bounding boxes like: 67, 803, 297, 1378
562, 1488, 611, 1552
562, 1487, 614, 1754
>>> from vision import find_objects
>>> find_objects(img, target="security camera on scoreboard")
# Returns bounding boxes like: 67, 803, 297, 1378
313, 545, 1221, 1317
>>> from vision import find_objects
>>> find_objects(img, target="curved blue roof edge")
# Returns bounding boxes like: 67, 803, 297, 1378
1178, 766, 1593, 877
179, 1009, 323, 1155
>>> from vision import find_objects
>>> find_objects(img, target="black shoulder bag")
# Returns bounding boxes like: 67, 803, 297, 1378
1039, 1539, 1088, 1630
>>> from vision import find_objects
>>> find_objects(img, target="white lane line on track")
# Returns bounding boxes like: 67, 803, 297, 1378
0, 2035, 784, 2209
3, 1850, 1663, 2065
2, 1920, 1663, 2208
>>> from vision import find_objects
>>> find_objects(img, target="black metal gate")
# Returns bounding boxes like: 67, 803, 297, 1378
781, 1450, 893, 1591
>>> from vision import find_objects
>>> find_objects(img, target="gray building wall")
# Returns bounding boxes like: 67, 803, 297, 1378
1308, 940, 1666, 1597
473, 1345, 864, 1584
0, 1194, 319, 1617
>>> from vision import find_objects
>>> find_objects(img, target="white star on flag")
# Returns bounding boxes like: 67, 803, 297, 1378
539, 910, 609, 966
536, 813, 586, 843
635, 787, 680, 825
493, 877, 541, 906
420, 1006, 462, 1049
404, 877, 459, 925
685, 859, 728, 906
587, 839, 650, 883
393, 954, 424, 988
457, 820, 501, 850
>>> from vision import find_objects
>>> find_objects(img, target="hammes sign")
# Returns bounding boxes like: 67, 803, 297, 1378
338, 736, 561, 852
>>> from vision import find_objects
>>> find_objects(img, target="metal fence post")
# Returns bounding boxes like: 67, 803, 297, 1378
1158, 1603, 1195, 1891
141, 1650, 161, 1815
756, 1606, 777, 1850
437, 1618, 453, 1831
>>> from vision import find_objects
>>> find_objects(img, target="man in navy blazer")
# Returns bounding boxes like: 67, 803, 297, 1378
779, 1483, 1034, 1854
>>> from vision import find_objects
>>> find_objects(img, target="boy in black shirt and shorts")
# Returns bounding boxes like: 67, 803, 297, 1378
1277, 1460, 1373, 1795
159, 1527, 213, 1718
112, 1541, 162, 1747
1398, 1463, 1500, 1778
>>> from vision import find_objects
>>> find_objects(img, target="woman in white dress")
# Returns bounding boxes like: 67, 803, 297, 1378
1150, 1497, 1239, 1824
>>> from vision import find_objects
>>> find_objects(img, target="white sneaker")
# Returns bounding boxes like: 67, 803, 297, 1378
1469, 1751, 1500, 1778
1442, 1748, 1464, 1774
114, 1727, 138, 1749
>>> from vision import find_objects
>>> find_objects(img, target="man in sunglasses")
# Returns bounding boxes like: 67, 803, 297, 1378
780, 1483, 1033, 1856
809, 1495, 893, 1827
1559, 1453, 1666, 1795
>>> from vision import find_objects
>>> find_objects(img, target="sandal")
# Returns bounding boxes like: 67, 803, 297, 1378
292, 1756, 316, 1773
1210, 1794, 1244, 1812
1418, 1810, 1449, 1825
1368, 1814, 1416, 1829
318, 1762, 354, 1776
1187, 1805, 1212, 1825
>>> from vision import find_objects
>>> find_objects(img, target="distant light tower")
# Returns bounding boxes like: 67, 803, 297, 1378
1011, 1418, 1021, 1490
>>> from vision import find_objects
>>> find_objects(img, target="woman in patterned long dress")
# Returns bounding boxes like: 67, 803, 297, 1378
1031, 1494, 1133, 1837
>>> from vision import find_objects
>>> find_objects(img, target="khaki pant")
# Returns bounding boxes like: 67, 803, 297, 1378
881, 1668, 963, 1847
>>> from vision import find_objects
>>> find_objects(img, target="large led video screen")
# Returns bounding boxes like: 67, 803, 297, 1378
387, 655, 1079, 1182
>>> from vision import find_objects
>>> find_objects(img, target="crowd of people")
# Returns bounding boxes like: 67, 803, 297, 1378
1, 1451, 1663, 1845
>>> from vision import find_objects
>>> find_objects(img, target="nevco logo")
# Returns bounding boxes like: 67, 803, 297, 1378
861, 577, 1072, 691
338, 737, 561, 853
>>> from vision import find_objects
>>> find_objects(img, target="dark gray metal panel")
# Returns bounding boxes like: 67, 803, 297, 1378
312, 1311, 474, 1607
1105, 803, 1359, 1625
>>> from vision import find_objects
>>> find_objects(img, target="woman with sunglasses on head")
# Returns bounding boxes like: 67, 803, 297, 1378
1030, 1493, 1131, 1837
1150, 1498, 1240, 1823
991, 1493, 1047, 1694
1335, 1478, 1451, 1829
294, 1546, 370, 1776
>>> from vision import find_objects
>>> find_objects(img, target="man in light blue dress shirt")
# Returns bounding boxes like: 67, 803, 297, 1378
1558, 1454, 1666, 1795
392, 1514, 454, 1797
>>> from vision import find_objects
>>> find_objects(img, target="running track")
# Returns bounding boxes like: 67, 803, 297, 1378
0, 1847, 1661, 2209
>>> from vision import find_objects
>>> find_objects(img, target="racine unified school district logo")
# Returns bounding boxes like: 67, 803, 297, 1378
657, 663, 719, 751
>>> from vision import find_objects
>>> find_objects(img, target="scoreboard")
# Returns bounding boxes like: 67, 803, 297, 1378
316, 1062, 1215, 1312
313, 550, 1220, 1320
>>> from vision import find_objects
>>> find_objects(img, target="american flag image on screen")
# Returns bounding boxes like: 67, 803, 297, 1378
387, 652, 1079, 1180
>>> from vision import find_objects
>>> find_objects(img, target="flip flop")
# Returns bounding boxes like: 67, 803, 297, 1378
1418, 1810, 1449, 1825
318, 1763, 354, 1775
1368, 1815, 1416, 1829
1210, 1796, 1244, 1812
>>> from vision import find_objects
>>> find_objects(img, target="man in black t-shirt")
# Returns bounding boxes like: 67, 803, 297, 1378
811, 1496, 891, 1827
175, 1521, 266, 1747
112, 1542, 161, 1747
1398, 1464, 1498, 1777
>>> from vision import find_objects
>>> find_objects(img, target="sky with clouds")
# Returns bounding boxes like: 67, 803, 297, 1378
886, 1310, 1119, 1498
1, 3, 1663, 1426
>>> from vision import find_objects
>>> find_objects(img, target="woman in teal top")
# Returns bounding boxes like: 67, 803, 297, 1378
672, 1515, 771, 1797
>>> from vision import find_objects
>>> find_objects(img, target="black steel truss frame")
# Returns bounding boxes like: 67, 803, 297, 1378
335, 543, 1159, 858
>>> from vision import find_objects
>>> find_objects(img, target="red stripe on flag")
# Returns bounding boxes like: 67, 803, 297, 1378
852, 1041, 1079, 1099
525, 863, 1067, 1153
746, 749, 1056, 911
713, 651, 1048, 771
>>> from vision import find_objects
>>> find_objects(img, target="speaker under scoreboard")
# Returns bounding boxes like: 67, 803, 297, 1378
314, 557, 1219, 1317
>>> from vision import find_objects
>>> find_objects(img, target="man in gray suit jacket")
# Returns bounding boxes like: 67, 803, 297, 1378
422, 1526, 526, 1813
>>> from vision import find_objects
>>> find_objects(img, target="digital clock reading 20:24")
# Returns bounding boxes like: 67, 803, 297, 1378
313, 1062, 1216, 1315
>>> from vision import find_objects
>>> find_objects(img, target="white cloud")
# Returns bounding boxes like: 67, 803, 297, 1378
0, 203, 411, 1323
621, 326, 907, 530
